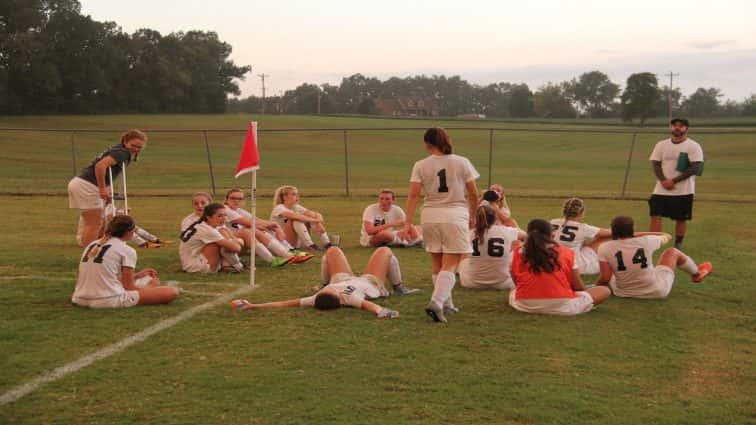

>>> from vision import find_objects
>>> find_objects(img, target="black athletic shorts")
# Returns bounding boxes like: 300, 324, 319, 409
648, 194, 694, 221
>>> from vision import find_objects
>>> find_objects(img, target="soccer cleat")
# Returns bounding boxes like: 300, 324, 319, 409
692, 261, 712, 283
288, 254, 314, 264
231, 299, 253, 310
444, 305, 460, 314
305, 244, 323, 252
425, 301, 447, 323
145, 242, 162, 249
377, 308, 400, 319
393, 285, 421, 296
157, 239, 173, 245
270, 257, 289, 268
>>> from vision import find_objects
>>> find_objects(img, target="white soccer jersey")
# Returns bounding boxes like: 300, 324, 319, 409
462, 225, 519, 285
224, 207, 244, 228
179, 221, 225, 270
299, 277, 381, 308
234, 207, 254, 221
410, 154, 479, 224
598, 236, 663, 297
360, 203, 406, 244
73, 237, 136, 301
649, 138, 704, 196
550, 219, 601, 250
270, 204, 307, 228
180, 212, 201, 233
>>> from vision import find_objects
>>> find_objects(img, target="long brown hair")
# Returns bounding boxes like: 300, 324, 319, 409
423, 127, 453, 154
87, 215, 135, 260
474, 204, 497, 242
523, 219, 560, 274
121, 129, 147, 161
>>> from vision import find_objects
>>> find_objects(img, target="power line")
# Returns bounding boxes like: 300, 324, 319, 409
258, 73, 268, 114
664, 71, 679, 122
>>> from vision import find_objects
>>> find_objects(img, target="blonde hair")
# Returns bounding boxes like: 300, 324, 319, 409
192, 192, 212, 204
273, 185, 297, 207
562, 197, 585, 220
474, 204, 497, 242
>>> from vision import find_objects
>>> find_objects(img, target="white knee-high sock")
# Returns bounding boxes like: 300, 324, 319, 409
293, 221, 314, 247
319, 232, 331, 245
680, 256, 699, 275
131, 232, 147, 246
320, 254, 330, 285
136, 227, 159, 242
280, 239, 294, 250
431, 271, 455, 307
255, 242, 274, 263
387, 255, 402, 286
266, 238, 290, 258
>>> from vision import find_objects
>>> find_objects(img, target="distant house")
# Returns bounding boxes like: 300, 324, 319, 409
374, 96, 439, 117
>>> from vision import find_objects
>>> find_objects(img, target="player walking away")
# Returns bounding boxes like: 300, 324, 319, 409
484, 184, 519, 228
404, 127, 480, 323
223, 189, 313, 267
458, 205, 525, 290
361, 189, 423, 248
231, 246, 415, 318
549, 197, 612, 275
596, 216, 712, 299
649, 118, 704, 248
67, 129, 146, 247
271, 186, 333, 251
509, 219, 611, 315
179, 203, 244, 273
72, 215, 179, 309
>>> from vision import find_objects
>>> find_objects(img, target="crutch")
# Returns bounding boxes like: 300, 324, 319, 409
121, 161, 128, 213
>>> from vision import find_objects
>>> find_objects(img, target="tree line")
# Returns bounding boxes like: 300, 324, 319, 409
229, 72, 756, 122
0, 0, 250, 114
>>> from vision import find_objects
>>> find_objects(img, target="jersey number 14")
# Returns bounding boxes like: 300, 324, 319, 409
614, 248, 648, 271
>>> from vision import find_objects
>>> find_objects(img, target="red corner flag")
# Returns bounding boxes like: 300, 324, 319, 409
235, 122, 260, 178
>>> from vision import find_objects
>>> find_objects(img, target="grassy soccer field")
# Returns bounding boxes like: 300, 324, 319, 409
1, 115, 755, 424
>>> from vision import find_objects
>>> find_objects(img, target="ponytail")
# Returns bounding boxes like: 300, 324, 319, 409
562, 197, 584, 221
88, 215, 135, 260
423, 127, 453, 155
522, 219, 560, 274
180, 203, 224, 242
474, 205, 496, 243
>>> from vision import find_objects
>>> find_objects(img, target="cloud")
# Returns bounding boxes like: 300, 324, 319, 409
686, 40, 737, 50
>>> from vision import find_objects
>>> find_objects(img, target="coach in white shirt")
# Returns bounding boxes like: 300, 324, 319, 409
360, 189, 422, 247
648, 118, 704, 248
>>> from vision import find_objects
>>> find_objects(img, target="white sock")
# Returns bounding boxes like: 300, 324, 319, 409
131, 233, 147, 246
267, 239, 290, 258
444, 294, 455, 309
255, 243, 274, 263
320, 254, 330, 285
680, 256, 698, 275
320, 232, 331, 245
431, 271, 455, 307
293, 221, 314, 246
281, 239, 294, 250
136, 227, 159, 242
387, 255, 402, 286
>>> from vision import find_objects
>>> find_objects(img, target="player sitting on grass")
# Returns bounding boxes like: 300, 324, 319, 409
271, 185, 333, 251
180, 203, 244, 273
596, 216, 712, 299
549, 197, 612, 275
458, 204, 525, 290
509, 219, 611, 315
232, 246, 418, 317
360, 189, 422, 248
224, 188, 300, 252
72, 215, 179, 309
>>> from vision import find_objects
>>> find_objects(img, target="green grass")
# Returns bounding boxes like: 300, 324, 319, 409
1, 195, 754, 424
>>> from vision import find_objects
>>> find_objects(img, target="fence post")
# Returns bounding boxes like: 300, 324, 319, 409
343, 130, 350, 197
620, 133, 638, 199
70, 131, 77, 177
488, 129, 494, 187
203, 130, 217, 196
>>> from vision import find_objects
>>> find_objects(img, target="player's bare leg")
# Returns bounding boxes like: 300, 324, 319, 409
585, 286, 611, 305
658, 247, 711, 283
323, 246, 354, 280
649, 215, 663, 232
137, 286, 180, 305
674, 220, 687, 248
362, 246, 392, 282
369, 230, 395, 247
201, 243, 221, 272
80, 208, 105, 247
282, 219, 300, 247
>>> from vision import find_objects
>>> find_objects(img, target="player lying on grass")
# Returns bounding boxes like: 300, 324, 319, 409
232, 246, 419, 317
482, 185, 519, 228
458, 204, 525, 290
72, 215, 179, 309
549, 197, 612, 275
596, 216, 712, 299
271, 185, 333, 251
360, 189, 423, 248
509, 219, 611, 315
180, 203, 244, 273
222, 189, 313, 267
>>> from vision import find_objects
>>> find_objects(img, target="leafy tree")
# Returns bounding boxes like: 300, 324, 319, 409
570, 70, 619, 117
509, 84, 534, 118
654, 86, 683, 118
742, 95, 756, 117
680, 87, 723, 117
533, 82, 576, 118
621, 73, 660, 125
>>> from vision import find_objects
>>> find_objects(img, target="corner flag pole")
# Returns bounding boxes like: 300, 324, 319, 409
234, 121, 260, 288
249, 169, 257, 287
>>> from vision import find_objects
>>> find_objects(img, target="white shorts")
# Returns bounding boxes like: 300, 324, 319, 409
575, 246, 600, 275
611, 265, 675, 299
182, 255, 217, 274
458, 259, 514, 290
422, 222, 472, 254
68, 177, 105, 210
329, 273, 389, 297
72, 291, 140, 309
508, 290, 595, 316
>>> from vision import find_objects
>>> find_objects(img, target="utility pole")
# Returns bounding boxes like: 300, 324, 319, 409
258, 73, 268, 114
317, 88, 321, 115
664, 71, 679, 122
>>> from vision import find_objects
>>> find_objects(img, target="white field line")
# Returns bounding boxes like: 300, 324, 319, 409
0, 275, 241, 288
0, 285, 254, 406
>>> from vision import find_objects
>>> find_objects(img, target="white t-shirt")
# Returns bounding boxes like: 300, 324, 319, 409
649, 138, 704, 196
464, 225, 519, 285
299, 277, 381, 308
73, 237, 136, 300
179, 221, 225, 270
550, 219, 601, 250
597, 236, 663, 297
270, 204, 307, 228
234, 207, 254, 221
180, 212, 201, 233
360, 203, 406, 243
409, 154, 479, 224
224, 207, 244, 228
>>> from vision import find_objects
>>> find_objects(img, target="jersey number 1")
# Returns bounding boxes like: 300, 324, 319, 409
437, 169, 449, 193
